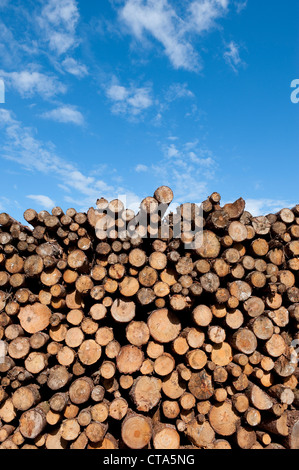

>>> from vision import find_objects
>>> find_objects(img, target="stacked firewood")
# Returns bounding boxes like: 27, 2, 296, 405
0, 186, 298, 449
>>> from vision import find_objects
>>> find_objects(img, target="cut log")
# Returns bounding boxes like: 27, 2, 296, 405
188, 370, 213, 400
153, 423, 180, 449
185, 419, 215, 448
223, 198, 245, 220
231, 328, 257, 354
111, 299, 136, 323
209, 402, 240, 436
192, 305, 212, 327
119, 277, 139, 297
19, 408, 46, 439
186, 350, 207, 370
18, 304, 51, 334
162, 371, 186, 400
86, 422, 108, 443
154, 353, 175, 377
246, 383, 274, 410
121, 413, 152, 449
196, 231, 221, 258
236, 426, 257, 449
211, 342, 233, 366
265, 334, 286, 357
147, 309, 181, 343
116, 345, 144, 374
69, 378, 93, 405
109, 398, 128, 421
130, 376, 161, 412
78, 340, 102, 366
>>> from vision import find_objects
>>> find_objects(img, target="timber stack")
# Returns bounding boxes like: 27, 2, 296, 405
0, 186, 298, 450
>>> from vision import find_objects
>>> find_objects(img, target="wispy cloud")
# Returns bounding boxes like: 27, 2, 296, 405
189, 0, 229, 33
165, 83, 194, 101
0, 21, 18, 67
62, 57, 88, 78
27, 195, 55, 209
135, 164, 148, 172
119, 0, 230, 71
245, 198, 295, 216
37, 0, 80, 55
223, 41, 243, 72
41, 105, 85, 126
105, 80, 153, 117
235, 0, 247, 13
167, 143, 180, 158
0, 69, 67, 99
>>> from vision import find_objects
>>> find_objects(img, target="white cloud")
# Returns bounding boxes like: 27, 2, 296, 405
0, 108, 13, 124
106, 80, 153, 116
165, 83, 194, 101
41, 105, 84, 125
135, 164, 148, 172
188, 0, 229, 33
119, 0, 230, 71
127, 88, 152, 110
27, 195, 55, 209
224, 41, 243, 71
235, 0, 247, 13
38, 0, 80, 55
0, 20, 40, 68
245, 199, 294, 217
107, 85, 129, 101
167, 144, 180, 158
0, 69, 66, 98
62, 57, 88, 78
0, 2, 81, 70
120, 0, 199, 71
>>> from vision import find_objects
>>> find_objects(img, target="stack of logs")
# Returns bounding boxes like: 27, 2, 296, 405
0, 186, 299, 450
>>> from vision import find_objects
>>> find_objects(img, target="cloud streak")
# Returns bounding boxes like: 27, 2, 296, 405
223, 41, 243, 72
119, 0, 230, 71
0, 69, 67, 99
245, 198, 295, 217
41, 105, 85, 125
62, 57, 88, 78
27, 195, 55, 209
105, 80, 153, 117
38, 0, 80, 55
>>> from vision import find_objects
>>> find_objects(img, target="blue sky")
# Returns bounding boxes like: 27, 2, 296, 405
0, 0, 298, 223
